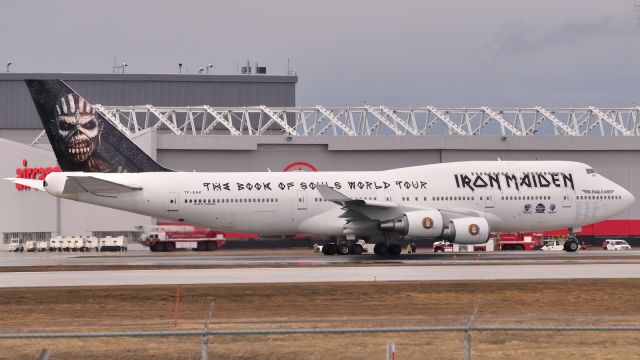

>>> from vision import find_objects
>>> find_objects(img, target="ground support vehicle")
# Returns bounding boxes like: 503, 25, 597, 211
26, 241, 37, 252
48, 237, 62, 251
100, 236, 127, 252
497, 232, 543, 251
433, 239, 494, 252
603, 239, 632, 251
540, 240, 576, 251
82, 236, 99, 252
36, 241, 47, 251
142, 226, 226, 252
26, 241, 47, 252
8, 238, 24, 252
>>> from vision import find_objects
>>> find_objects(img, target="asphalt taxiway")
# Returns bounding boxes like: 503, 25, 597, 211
1, 263, 639, 287
1, 249, 640, 287
2, 249, 640, 267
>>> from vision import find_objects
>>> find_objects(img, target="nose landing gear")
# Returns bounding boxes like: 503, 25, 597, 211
563, 228, 579, 252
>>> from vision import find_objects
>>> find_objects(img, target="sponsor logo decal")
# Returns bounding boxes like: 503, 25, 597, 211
468, 224, 480, 235
283, 162, 318, 172
523, 203, 531, 214
535, 203, 546, 214
548, 203, 556, 214
422, 217, 434, 229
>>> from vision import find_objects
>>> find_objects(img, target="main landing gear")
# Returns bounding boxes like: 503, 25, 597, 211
321, 235, 402, 257
563, 228, 580, 252
321, 237, 364, 256
373, 243, 401, 256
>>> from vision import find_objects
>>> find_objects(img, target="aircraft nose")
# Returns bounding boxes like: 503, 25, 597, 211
620, 186, 635, 209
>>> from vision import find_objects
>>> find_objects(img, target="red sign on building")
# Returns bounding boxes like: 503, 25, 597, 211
15, 159, 61, 191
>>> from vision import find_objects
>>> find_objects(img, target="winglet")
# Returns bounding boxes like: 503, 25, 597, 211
5, 178, 46, 191
316, 184, 352, 202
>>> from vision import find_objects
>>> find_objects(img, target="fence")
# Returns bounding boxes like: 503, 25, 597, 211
3, 324, 640, 360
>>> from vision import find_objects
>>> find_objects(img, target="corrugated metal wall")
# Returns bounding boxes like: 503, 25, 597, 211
0, 73, 297, 129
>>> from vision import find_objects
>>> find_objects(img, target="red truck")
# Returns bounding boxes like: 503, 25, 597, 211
142, 223, 226, 252
497, 232, 543, 251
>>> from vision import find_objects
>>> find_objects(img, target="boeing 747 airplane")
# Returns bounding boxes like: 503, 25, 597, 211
7, 80, 635, 255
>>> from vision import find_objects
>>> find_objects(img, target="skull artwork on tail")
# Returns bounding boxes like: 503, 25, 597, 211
55, 93, 100, 163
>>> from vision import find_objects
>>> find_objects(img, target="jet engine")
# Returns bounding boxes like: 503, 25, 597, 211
440, 217, 489, 244
379, 209, 444, 238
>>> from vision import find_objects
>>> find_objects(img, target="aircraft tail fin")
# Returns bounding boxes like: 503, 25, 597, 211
25, 79, 172, 173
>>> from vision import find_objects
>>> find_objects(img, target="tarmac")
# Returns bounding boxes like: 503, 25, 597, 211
1, 263, 640, 287
1, 246, 640, 267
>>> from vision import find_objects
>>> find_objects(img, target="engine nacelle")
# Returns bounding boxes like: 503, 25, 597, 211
380, 209, 444, 238
441, 217, 489, 244
43, 172, 67, 197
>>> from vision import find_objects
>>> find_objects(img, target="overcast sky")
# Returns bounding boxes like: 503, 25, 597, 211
1, 0, 639, 107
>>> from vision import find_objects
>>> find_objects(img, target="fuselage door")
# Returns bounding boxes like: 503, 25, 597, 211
168, 192, 179, 211
384, 189, 394, 202
297, 190, 307, 210
484, 191, 495, 208
562, 188, 573, 208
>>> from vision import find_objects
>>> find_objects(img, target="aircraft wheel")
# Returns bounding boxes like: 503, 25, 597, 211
207, 241, 217, 251
388, 244, 402, 256
564, 240, 579, 252
373, 243, 388, 256
349, 244, 363, 255
336, 243, 350, 255
322, 243, 337, 255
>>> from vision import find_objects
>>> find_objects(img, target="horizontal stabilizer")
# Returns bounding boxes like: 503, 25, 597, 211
4, 178, 45, 191
66, 176, 142, 194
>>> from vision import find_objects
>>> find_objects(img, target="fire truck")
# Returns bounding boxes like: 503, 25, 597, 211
141, 223, 226, 252
497, 232, 544, 251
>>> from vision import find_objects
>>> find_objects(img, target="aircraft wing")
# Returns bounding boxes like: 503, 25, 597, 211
316, 184, 399, 209
316, 185, 483, 234
316, 185, 407, 233
65, 176, 142, 194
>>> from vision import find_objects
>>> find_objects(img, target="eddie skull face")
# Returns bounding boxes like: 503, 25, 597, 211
54, 93, 100, 163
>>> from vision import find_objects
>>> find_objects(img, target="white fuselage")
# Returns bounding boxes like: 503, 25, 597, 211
44, 161, 634, 237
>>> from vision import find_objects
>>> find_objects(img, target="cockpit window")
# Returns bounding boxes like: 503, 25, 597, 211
586, 168, 596, 174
